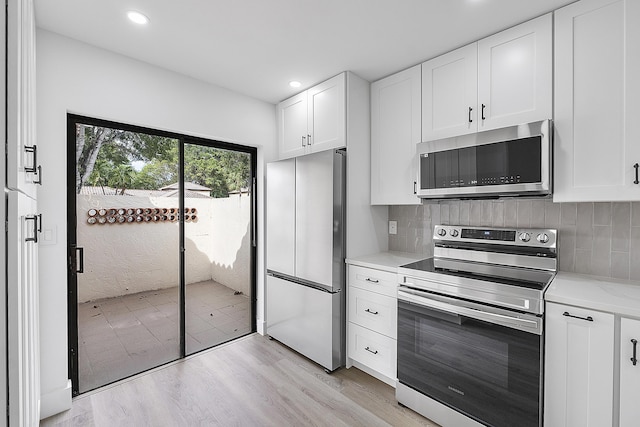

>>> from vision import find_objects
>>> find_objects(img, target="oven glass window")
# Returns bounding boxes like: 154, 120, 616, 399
398, 300, 541, 427
418, 320, 510, 389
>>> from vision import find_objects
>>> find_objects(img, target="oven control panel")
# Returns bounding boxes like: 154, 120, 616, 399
433, 225, 557, 248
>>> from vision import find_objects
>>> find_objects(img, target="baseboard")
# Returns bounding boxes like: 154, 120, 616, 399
348, 359, 396, 388
40, 380, 72, 420
256, 318, 266, 335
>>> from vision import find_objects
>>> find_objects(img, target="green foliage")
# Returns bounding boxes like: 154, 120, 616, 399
80, 125, 250, 197
133, 159, 179, 190
183, 144, 250, 198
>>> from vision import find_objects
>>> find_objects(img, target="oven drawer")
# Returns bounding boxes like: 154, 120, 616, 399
348, 322, 397, 380
348, 287, 396, 338
348, 265, 397, 297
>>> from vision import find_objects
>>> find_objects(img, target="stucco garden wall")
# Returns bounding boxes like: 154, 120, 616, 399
77, 194, 250, 303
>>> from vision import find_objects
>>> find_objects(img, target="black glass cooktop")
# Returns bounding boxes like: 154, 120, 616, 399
400, 258, 555, 291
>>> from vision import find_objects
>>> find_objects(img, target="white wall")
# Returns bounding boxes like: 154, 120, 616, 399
76, 194, 250, 303
36, 29, 277, 418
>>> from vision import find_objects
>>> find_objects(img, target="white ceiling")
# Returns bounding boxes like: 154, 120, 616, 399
34, 0, 576, 104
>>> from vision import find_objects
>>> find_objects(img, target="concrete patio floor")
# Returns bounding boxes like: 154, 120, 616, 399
77, 280, 251, 393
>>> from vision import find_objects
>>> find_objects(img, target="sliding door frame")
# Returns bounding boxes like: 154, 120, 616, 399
66, 114, 257, 395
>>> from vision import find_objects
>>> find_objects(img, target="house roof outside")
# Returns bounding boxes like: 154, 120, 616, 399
80, 186, 212, 199
159, 181, 211, 191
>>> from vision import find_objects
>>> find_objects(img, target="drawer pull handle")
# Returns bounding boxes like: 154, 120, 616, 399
364, 346, 378, 355
365, 278, 379, 283
634, 163, 639, 185
632, 339, 638, 366
25, 214, 41, 243
365, 308, 379, 315
563, 311, 593, 322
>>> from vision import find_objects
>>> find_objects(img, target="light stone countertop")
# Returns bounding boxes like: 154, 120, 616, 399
546, 272, 640, 318
346, 251, 427, 273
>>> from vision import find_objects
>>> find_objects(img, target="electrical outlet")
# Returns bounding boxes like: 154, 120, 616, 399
388, 220, 397, 235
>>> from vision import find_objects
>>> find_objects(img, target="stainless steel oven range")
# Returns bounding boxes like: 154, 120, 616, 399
396, 225, 557, 427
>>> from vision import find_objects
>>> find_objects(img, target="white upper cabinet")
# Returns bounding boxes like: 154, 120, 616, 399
421, 13, 552, 142
422, 44, 477, 141
307, 75, 346, 154
6, 0, 40, 198
278, 92, 308, 159
554, 0, 640, 202
277, 73, 346, 160
371, 65, 422, 205
620, 317, 640, 427
477, 13, 552, 131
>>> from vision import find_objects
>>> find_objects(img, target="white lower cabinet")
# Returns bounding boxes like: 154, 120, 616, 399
620, 317, 640, 427
348, 287, 396, 338
348, 323, 397, 380
545, 302, 614, 427
347, 265, 398, 386
545, 301, 640, 426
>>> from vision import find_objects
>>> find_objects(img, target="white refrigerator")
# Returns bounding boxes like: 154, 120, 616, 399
266, 149, 346, 372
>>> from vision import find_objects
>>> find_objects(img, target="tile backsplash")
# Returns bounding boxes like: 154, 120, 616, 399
388, 199, 640, 282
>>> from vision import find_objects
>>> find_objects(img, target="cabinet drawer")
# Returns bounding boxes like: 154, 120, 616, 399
348, 287, 396, 338
348, 322, 397, 380
348, 265, 398, 297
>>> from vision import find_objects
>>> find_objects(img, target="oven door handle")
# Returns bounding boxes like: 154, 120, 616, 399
398, 289, 542, 335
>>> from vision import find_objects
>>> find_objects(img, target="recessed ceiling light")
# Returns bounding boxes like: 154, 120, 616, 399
289, 81, 302, 88
127, 11, 149, 25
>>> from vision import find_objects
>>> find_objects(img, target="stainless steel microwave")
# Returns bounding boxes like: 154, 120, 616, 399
417, 120, 552, 199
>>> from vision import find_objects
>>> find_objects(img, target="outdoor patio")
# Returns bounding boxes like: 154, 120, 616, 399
77, 280, 251, 393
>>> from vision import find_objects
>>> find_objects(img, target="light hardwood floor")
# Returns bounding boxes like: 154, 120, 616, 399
41, 333, 438, 426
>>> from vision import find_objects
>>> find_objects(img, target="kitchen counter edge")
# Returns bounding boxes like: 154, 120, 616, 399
346, 251, 426, 273
545, 272, 640, 318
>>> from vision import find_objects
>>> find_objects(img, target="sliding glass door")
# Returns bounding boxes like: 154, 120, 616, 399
183, 142, 254, 354
68, 116, 256, 394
